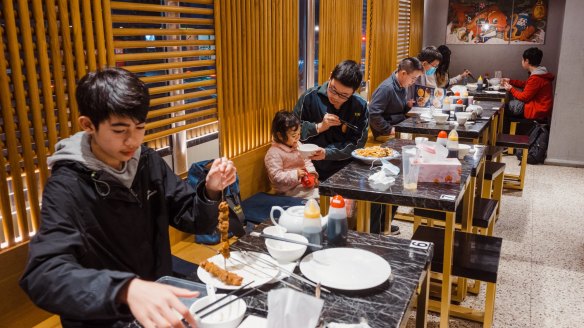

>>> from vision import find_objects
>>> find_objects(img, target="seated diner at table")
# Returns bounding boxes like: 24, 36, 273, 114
293, 59, 369, 181
406, 46, 443, 103
435, 44, 473, 89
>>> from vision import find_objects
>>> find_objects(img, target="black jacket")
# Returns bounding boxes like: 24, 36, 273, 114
294, 82, 369, 180
368, 73, 410, 137
19, 146, 218, 327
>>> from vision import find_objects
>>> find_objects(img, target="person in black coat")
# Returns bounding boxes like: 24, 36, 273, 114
19, 67, 237, 328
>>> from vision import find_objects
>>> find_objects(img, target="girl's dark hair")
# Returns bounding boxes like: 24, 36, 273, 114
436, 45, 451, 76
76, 67, 150, 128
271, 110, 300, 144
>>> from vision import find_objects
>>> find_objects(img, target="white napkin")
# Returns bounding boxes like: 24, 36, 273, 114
267, 288, 324, 328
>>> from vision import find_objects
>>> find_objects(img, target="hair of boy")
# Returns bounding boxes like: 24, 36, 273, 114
330, 60, 363, 91
271, 110, 300, 144
522, 47, 543, 66
436, 45, 451, 75
398, 57, 423, 74
417, 46, 443, 64
76, 67, 150, 129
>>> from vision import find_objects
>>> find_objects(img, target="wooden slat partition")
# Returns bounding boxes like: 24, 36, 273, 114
365, 0, 400, 98
409, 0, 424, 57
106, 0, 219, 150
318, 0, 362, 85
215, 0, 298, 159
0, 0, 220, 249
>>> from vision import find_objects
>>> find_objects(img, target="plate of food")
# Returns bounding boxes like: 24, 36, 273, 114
351, 146, 400, 165
197, 200, 280, 290
197, 251, 280, 290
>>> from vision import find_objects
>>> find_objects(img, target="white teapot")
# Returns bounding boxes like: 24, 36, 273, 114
270, 205, 327, 234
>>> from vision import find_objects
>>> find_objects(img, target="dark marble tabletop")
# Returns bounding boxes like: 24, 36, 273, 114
319, 139, 476, 212
468, 89, 508, 102
394, 117, 490, 139
185, 224, 433, 328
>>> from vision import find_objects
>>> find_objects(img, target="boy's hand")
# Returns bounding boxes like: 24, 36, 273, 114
205, 157, 237, 200
119, 278, 199, 328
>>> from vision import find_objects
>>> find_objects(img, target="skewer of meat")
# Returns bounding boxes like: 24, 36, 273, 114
200, 260, 243, 286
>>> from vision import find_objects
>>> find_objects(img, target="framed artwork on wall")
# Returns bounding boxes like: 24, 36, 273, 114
446, 0, 548, 45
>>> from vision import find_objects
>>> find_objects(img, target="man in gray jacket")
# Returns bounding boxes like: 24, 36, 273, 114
369, 57, 423, 139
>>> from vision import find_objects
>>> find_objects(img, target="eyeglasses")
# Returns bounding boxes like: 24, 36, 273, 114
327, 81, 352, 101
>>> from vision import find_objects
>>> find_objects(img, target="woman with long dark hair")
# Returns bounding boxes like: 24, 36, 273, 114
436, 45, 472, 88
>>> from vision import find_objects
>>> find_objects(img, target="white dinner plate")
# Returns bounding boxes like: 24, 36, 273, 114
197, 251, 279, 290
299, 248, 391, 290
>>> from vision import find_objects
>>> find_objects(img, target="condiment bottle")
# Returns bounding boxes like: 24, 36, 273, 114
302, 198, 322, 251
447, 129, 459, 159
437, 131, 448, 147
326, 195, 348, 247
477, 76, 484, 91
443, 96, 451, 110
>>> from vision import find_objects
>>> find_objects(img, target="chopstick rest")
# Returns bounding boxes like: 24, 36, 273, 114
250, 231, 323, 249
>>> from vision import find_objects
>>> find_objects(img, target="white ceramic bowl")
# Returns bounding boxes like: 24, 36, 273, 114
488, 78, 501, 86
265, 232, 308, 263
298, 143, 319, 158
491, 85, 501, 91
190, 294, 246, 328
466, 83, 478, 91
455, 112, 472, 125
458, 144, 472, 159
433, 113, 449, 124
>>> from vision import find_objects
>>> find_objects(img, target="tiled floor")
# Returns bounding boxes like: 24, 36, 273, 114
400, 155, 584, 327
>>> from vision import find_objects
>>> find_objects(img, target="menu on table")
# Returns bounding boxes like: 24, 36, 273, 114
414, 84, 446, 108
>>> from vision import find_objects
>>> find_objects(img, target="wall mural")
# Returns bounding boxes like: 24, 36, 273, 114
446, 0, 548, 45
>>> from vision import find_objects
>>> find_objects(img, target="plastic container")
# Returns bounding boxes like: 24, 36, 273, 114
437, 131, 448, 147
477, 76, 484, 91
326, 195, 348, 247
447, 129, 459, 159
156, 276, 207, 309
302, 198, 322, 251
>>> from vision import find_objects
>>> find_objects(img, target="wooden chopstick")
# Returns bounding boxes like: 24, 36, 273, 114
193, 280, 254, 315
197, 288, 256, 319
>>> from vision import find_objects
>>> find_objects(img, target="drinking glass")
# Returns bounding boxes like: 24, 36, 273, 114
402, 146, 421, 191
494, 70, 503, 79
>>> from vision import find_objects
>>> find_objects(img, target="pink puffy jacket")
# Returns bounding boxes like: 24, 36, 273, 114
264, 141, 317, 196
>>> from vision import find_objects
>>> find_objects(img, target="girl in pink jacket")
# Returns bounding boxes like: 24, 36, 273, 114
265, 110, 319, 199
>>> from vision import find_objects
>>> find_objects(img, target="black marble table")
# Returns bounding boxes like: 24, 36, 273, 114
468, 89, 508, 102
187, 225, 433, 328
318, 138, 484, 327
394, 117, 490, 143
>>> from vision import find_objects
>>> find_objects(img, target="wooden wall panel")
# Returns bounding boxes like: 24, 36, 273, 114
318, 0, 362, 85
215, 0, 298, 160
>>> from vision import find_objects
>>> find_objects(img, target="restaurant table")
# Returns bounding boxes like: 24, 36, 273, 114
468, 89, 508, 102
394, 116, 491, 144
186, 224, 434, 328
318, 139, 485, 328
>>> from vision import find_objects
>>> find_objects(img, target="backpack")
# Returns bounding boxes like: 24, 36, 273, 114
187, 160, 246, 244
516, 121, 550, 164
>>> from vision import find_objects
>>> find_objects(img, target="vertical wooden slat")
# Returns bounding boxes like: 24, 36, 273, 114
69, 0, 87, 78
45, 0, 70, 139
16, 0, 44, 232
409, 0, 423, 57
93, 0, 107, 68
57, 0, 80, 131
0, 27, 17, 247
214, 0, 225, 156
2, 0, 31, 240
32, 0, 58, 154
102, 0, 115, 66
82, 0, 97, 71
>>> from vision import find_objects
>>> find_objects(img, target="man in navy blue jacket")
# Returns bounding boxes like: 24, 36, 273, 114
293, 60, 369, 181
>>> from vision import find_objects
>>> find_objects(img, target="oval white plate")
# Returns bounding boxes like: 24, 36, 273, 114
197, 251, 279, 290
351, 149, 400, 165
299, 248, 391, 290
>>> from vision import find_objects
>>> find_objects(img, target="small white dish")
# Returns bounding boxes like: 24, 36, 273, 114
190, 294, 246, 328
